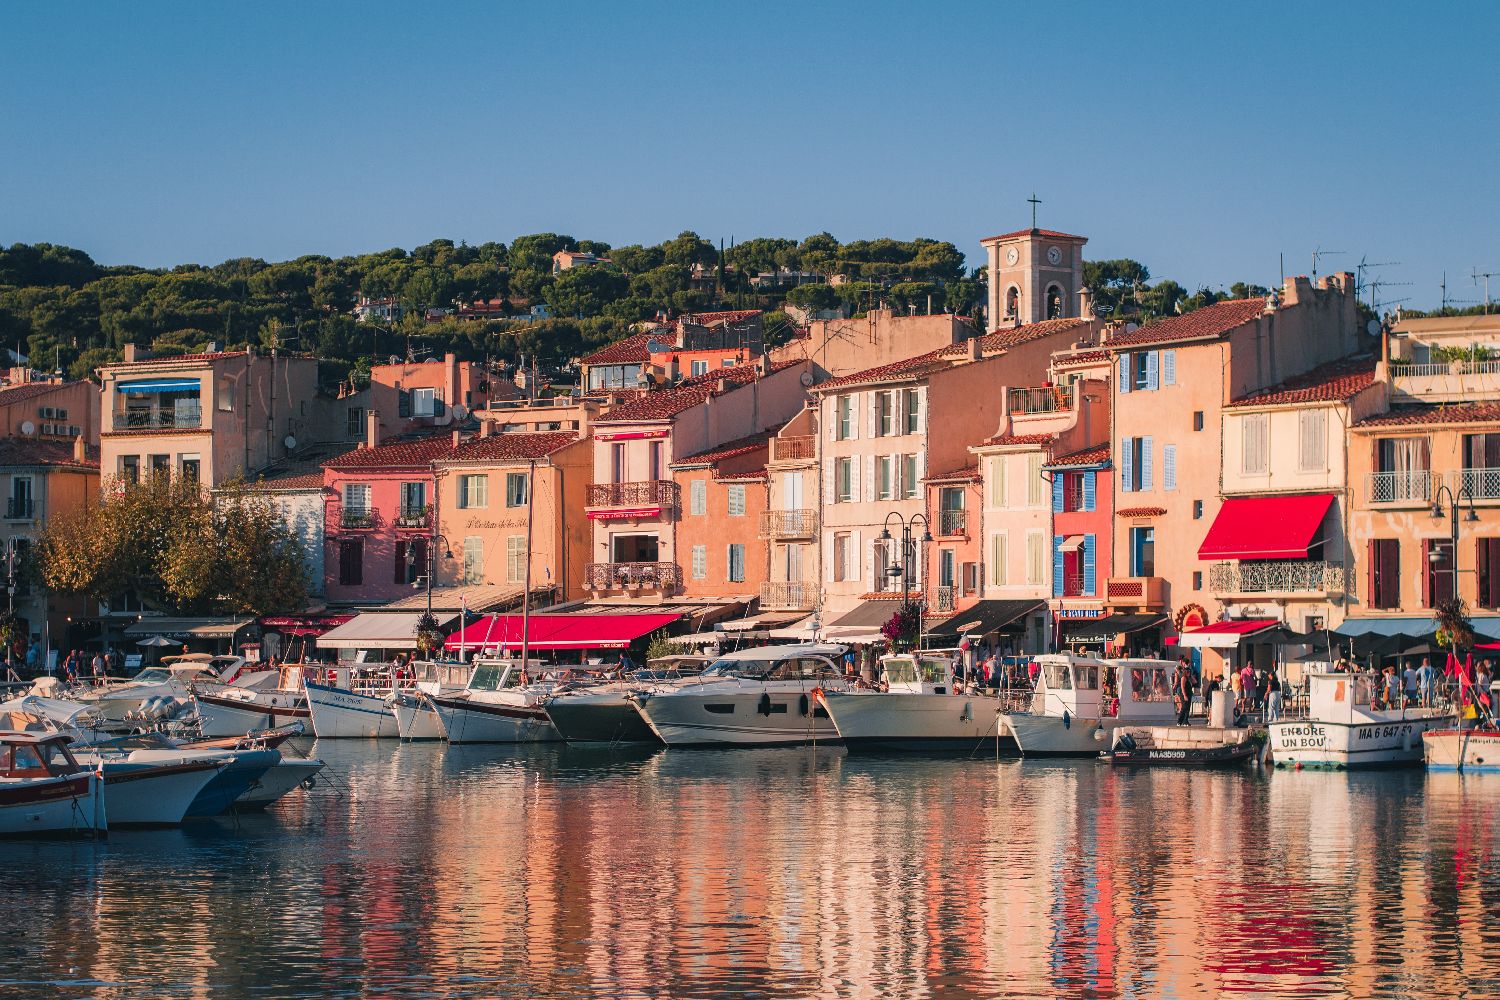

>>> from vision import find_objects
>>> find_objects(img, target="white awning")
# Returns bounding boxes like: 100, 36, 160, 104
316, 612, 425, 651
1058, 535, 1087, 553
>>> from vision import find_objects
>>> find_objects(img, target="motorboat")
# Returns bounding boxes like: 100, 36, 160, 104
1269, 671, 1454, 768
425, 660, 561, 744
391, 660, 473, 740
234, 755, 327, 809
78, 733, 280, 817
1423, 727, 1500, 771
87, 755, 225, 826
0, 731, 107, 836
542, 656, 711, 744
817, 651, 1018, 755
304, 663, 411, 739
1105, 726, 1261, 767
193, 662, 311, 737
1004, 655, 1180, 757
629, 644, 850, 748
74, 658, 219, 723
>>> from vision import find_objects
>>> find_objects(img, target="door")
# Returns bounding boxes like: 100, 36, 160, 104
611, 443, 627, 484
783, 472, 804, 509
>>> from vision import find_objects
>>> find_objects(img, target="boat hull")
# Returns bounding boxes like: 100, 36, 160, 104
1270, 713, 1455, 769
392, 700, 446, 741
634, 691, 840, 748
101, 759, 223, 826
427, 695, 560, 744
235, 758, 326, 809
304, 682, 400, 739
1005, 713, 1116, 757
185, 749, 280, 816
1422, 729, 1500, 771
0, 773, 106, 836
1108, 741, 1259, 767
822, 691, 1018, 755
545, 695, 660, 744
195, 692, 309, 738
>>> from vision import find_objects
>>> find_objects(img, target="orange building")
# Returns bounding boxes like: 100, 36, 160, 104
670, 430, 775, 600
0, 376, 99, 446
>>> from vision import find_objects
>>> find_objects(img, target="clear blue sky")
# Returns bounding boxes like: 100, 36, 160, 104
4, 2, 1496, 310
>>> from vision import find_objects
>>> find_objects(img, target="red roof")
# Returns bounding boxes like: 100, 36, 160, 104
1355, 402, 1500, 429
1227, 356, 1377, 408
444, 612, 680, 651
1053, 349, 1109, 367
0, 382, 77, 406
1197, 493, 1335, 561
982, 228, 1086, 242
444, 431, 578, 464
0, 437, 97, 469
323, 435, 455, 470
981, 433, 1052, 447
248, 471, 325, 491
1105, 298, 1267, 350
1046, 445, 1110, 468
816, 318, 1088, 391
686, 309, 761, 325
924, 463, 982, 484
107, 350, 249, 366
673, 428, 777, 468
596, 360, 797, 424
1116, 506, 1166, 517
579, 332, 659, 367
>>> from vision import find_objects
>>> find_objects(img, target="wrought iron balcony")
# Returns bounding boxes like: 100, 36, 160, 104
584, 561, 682, 591
932, 585, 956, 612
1368, 470, 1431, 504
760, 581, 818, 610
760, 509, 818, 538
1008, 385, 1073, 416
1455, 468, 1500, 501
586, 480, 679, 512
937, 509, 967, 536
113, 404, 203, 431
771, 435, 816, 462
1061, 573, 1088, 598
394, 506, 432, 529
338, 507, 376, 530
1209, 560, 1350, 596
4, 498, 34, 520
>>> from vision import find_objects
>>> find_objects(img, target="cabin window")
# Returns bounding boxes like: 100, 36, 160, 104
1043, 662, 1072, 690
704, 704, 735, 714
1128, 667, 1172, 702
767, 703, 789, 714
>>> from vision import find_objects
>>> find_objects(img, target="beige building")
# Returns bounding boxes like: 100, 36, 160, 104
0, 437, 99, 643
981, 228, 1089, 329
760, 409, 822, 613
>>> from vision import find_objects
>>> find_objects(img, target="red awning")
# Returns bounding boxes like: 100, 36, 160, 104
259, 614, 355, 636
1178, 618, 1280, 648
443, 612, 681, 651
1197, 493, 1335, 560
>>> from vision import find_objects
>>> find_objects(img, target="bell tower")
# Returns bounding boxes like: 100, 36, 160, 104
981, 208, 1088, 330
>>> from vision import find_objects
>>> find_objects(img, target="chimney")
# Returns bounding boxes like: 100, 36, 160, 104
208, 340, 221, 354
365, 409, 381, 449
73, 434, 87, 464
479, 419, 494, 439
445, 353, 458, 410
758, 353, 771, 376
967, 334, 983, 361
123, 344, 139, 363
1078, 286, 1096, 321
451, 428, 462, 447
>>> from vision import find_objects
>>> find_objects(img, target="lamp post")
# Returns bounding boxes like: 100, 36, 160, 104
1430, 482, 1479, 598
418, 534, 454, 660
879, 512, 933, 651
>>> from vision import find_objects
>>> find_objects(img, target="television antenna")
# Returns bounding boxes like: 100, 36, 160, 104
1355, 256, 1399, 307
1311, 247, 1346, 280
1474, 268, 1499, 314
1366, 277, 1412, 313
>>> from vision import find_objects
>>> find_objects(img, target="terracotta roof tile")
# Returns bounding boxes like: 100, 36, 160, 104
443, 431, 579, 464
1105, 298, 1267, 350
982, 228, 1086, 242
686, 309, 762, 325
579, 332, 658, 366
596, 360, 799, 424
857, 592, 919, 602
923, 463, 982, 484
1116, 506, 1166, 517
106, 350, 249, 366
0, 437, 98, 469
981, 433, 1052, 447
247, 471, 325, 491
0, 381, 78, 406
1046, 445, 1110, 468
816, 318, 1088, 391
1227, 355, 1377, 408
1054, 349, 1109, 367
672, 427, 779, 468
323, 435, 455, 470
1355, 402, 1500, 429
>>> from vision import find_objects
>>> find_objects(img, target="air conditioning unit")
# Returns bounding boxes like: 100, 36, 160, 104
39, 407, 53, 419
70, 425, 81, 437
39, 423, 53, 436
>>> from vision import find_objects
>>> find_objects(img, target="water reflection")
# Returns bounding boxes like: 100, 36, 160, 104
6, 743, 1500, 997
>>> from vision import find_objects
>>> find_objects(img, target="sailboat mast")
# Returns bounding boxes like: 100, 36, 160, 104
520, 457, 536, 669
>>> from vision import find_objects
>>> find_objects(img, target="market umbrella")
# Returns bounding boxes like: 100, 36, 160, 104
135, 635, 181, 647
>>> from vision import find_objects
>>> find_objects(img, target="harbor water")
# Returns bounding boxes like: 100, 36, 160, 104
7, 742, 1500, 999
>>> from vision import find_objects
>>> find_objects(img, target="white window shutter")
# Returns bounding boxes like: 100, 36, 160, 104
854, 529, 865, 587
823, 532, 835, 583
823, 458, 835, 503
1163, 350, 1177, 386
916, 448, 925, 487
863, 454, 874, 502
867, 392, 877, 438
826, 400, 837, 440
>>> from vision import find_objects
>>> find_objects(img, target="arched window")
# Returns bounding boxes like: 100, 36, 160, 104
1005, 286, 1020, 319
1045, 284, 1065, 320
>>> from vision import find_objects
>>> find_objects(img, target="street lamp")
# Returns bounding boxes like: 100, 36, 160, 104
879, 512, 933, 650
1430, 482, 1479, 590
420, 533, 455, 618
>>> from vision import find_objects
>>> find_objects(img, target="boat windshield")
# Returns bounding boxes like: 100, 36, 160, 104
1043, 662, 1074, 690
468, 663, 513, 692
702, 658, 776, 678
884, 657, 948, 685
701, 656, 838, 680
1128, 666, 1173, 702
130, 669, 171, 684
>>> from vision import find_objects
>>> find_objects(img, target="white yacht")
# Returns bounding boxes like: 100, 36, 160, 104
818, 651, 1017, 754
1004, 655, 1180, 757
1270, 671, 1454, 768
74, 659, 220, 723
0, 731, 107, 836
391, 661, 473, 740
194, 662, 311, 737
543, 656, 711, 744
630, 644, 849, 748
425, 660, 560, 744
304, 664, 410, 739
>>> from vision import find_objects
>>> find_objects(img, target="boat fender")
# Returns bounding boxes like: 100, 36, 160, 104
961, 702, 972, 724
1063, 710, 1071, 730
799, 693, 810, 717
300, 776, 317, 791
758, 692, 773, 717
1403, 730, 1414, 753
1116, 732, 1137, 752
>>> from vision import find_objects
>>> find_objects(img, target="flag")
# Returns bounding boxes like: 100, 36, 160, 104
1473, 653, 1491, 709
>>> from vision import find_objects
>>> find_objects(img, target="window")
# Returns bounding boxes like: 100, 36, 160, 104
346, 407, 365, 438
400, 481, 426, 516
1375, 437, 1431, 502
394, 538, 426, 585
988, 456, 1007, 508
726, 484, 746, 517
506, 536, 527, 584
1120, 437, 1153, 492
648, 441, 663, 481
343, 483, 371, 516
691, 545, 707, 580
903, 388, 921, 434
833, 532, 851, 582
1193, 571, 1203, 591
457, 474, 488, 509
1026, 531, 1045, 586
939, 549, 956, 588
727, 544, 745, 582
990, 534, 1007, 586
398, 390, 411, 418
1126, 351, 1159, 391
781, 543, 804, 582
611, 443, 627, 483
150, 454, 170, 476
1026, 453, 1046, 507
179, 456, 199, 482
1162, 444, 1177, 491
338, 539, 363, 586
877, 456, 894, 501
1130, 527, 1155, 577
875, 391, 894, 437
1369, 538, 1401, 609
1241, 415, 1269, 475
411, 387, 437, 418
8, 476, 31, 518
505, 472, 528, 508
690, 479, 707, 516
463, 536, 484, 585
1463, 433, 1500, 471
218, 377, 234, 412
1478, 538, 1500, 608
119, 455, 140, 484
1299, 410, 1328, 472
836, 395, 854, 440
1193, 411, 1205, 432
721, 358, 735, 367
902, 454, 919, 500
834, 458, 853, 503
691, 360, 709, 377
1424, 538, 1455, 609
872, 540, 891, 592
1193, 499, 1204, 519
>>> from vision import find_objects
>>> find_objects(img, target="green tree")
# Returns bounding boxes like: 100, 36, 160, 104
784, 283, 839, 312
543, 265, 629, 318
508, 233, 575, 273
1082, 259, 1151, 318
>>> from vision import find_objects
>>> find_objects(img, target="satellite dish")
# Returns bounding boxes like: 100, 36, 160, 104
645, 338, 671, 353
1124, 322, 1139, 333
19, 421, 33, 436
388, 355, 401, 365
452, 404, 469, 421
799, 371, 814, 388
1367, 319, 1382, 337
283, 435, 298, 451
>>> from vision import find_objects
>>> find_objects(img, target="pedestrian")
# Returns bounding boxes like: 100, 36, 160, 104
1403, 659, 1418, 707
1384, 665, 1402, 709
1174, 657, 1193, 725
1266, 674, 1283, 723
90, 651, 105, 682
1417, 657, 1435, 707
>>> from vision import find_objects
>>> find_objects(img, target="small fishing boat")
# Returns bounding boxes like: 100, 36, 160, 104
1422, 728, 1500, 771
234, 756, 327, 809
1268, 671, 1454, 768
1105, 727, 1261, 767
425, 660, 560, 744
391, 661, 472, 740
1004, 656, 1181, 757
90, 757, 225, 826
304, 664, 410, 739
193, 662, 311, 737
0, 731, 107, 836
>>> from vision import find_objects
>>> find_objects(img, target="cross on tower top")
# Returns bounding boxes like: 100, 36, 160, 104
1027, 192, 1041, 232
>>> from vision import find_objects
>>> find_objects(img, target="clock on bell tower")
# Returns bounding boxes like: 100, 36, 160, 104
980, 213, 1088, 331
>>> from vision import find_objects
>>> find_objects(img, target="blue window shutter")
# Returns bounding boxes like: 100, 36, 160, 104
1163, 349, 1177, 386
1163, 444, 1177, 491
1082, 470, 1096, 511
1053, 536, 1065, 597
1146, 351, 1160, 391
1141, 436, 1154, 491
1120, 438, 1134, 493
1083, 534, 1097, 595
1118, 357, 1131, 394
1052, 474, 1064, 513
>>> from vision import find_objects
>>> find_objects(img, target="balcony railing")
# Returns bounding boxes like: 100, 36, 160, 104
1368, 470, 1432, 504
394, 506, 432, 529
772, 435, 816, 462
4, 498, 34, 520
1062, 573, 1087, 598
1393, 359, 1500, 379
114, 404, 203, 431
585, 561, 681, 591
338, 508, 376, 530
932, 585, 956, 612
1106, 576, 1167, 609
760, 509, 818, 538
1209, 560, 1351, 596
1008, 385, 1073, 416
937, 509, 967, 536
760, 581, 818, 610
1456, 468, 1500, 501
586, 480, 679, 511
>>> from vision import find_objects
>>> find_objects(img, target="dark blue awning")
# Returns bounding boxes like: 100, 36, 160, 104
118, 378, 200, 394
